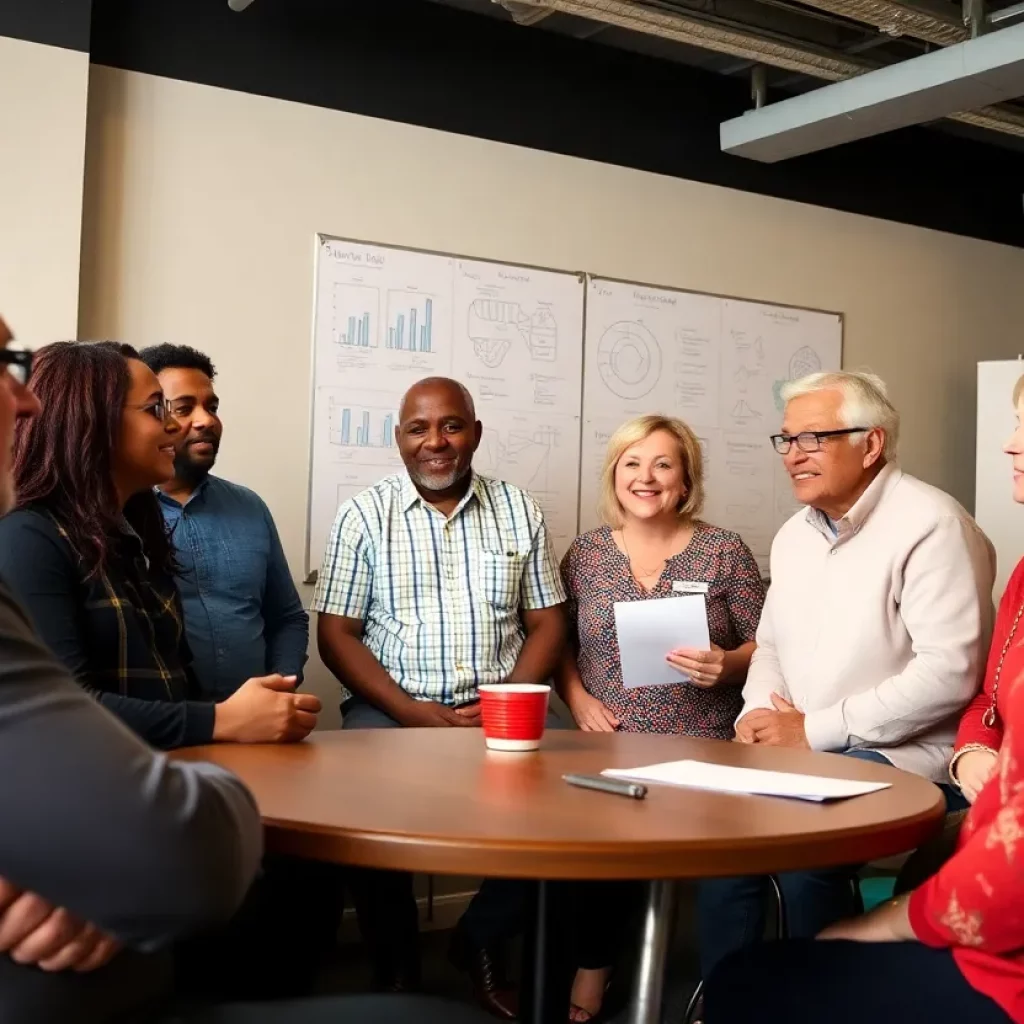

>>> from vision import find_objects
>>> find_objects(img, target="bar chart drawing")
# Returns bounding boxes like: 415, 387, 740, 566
328, 397, 397, 449
386, 290, 434, 353
332, 283, 380, 348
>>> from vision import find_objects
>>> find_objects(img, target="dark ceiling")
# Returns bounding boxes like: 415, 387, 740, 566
426, 0, 1024, 150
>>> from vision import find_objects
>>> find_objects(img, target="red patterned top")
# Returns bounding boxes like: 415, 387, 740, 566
910, 556, 1024, 1022
561, 523, 766, 738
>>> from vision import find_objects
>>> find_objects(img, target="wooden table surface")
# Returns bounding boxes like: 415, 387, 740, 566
175, 729, 945, 880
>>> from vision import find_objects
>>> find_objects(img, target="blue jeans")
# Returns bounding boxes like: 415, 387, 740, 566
697, 748, 965, 978
704, 939, 1011, 1024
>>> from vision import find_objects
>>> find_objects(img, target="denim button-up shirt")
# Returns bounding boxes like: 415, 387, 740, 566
157, 476, 309, 699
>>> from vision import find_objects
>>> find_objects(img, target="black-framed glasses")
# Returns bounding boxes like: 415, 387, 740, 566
0, 348, 33, 386
770, 427, 868, 455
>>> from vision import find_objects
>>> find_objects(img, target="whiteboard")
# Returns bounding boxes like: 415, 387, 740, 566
976, 360, 1024, 602
580, 278, 843, 573
306, 236, 585, 576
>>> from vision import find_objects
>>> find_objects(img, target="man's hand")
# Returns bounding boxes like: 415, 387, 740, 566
955, 748, 999, 804
0, 877, 121, 972
454, 701, 482, 723
566, 687, 620, 732
666, 644, 727, 688
400, 699, 478, 728
214, 674, 322, 743
819, 894, 914, 944
735, 693, 809, 749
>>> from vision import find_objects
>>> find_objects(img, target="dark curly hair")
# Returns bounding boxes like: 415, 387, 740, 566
138, 343, 216, 381
11, 341, 176, 578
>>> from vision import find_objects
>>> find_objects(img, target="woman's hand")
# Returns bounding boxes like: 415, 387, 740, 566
566, 687, 620, 732
819, 894, 914, 944
956, 748, 999, 804
667, 644, 727, 688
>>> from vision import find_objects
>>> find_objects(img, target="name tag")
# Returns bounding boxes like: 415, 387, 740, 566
672, 580, 709, 594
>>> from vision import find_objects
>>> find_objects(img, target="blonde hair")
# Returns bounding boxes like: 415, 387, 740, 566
599, 415, 705, 528
1013, 374, 1024, 407
782, 370, 900, 461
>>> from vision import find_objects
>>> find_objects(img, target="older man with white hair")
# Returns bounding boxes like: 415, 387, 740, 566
696, 370, 995, 981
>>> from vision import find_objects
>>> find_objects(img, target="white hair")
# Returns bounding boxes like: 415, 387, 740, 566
781, 370, 899, 460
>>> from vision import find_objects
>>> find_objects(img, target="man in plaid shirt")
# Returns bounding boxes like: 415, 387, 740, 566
314, 376, 566, 1017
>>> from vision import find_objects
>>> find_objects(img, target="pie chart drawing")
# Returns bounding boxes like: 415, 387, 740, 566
597, 321, 662, 400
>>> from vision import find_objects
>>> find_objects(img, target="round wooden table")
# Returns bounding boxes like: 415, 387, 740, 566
177, 729, 944, 1024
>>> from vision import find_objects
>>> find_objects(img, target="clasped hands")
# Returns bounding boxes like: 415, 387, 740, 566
734, 692, 809, 749
0, 876, 119, 973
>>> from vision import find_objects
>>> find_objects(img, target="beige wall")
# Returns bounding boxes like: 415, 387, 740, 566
79, 66, 1024, 724
0, 35, 89, 343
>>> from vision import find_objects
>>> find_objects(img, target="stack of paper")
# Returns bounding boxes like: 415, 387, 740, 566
603, 760, 891, 803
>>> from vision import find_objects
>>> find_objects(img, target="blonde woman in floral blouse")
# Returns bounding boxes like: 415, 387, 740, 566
555, 414, 766, 1022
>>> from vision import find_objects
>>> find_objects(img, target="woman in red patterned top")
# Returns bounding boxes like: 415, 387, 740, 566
556, 414, 766, 1022
702, 380, 1024, 1024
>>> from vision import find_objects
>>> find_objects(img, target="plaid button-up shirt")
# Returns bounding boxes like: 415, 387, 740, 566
311, 472, 566, 706
0, 506, 215, 750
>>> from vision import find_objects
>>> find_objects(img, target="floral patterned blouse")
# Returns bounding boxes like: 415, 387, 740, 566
561, 523, 766, 738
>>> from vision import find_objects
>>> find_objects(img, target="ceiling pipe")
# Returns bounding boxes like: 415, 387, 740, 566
504, 0, 1024, 138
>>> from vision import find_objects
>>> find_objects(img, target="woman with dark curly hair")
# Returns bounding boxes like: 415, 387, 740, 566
0, 341, 319, 750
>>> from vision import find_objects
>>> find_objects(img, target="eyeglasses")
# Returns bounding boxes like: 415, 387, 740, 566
770, 428, 868, 455
0, 348, 33, 386
126, 399, 173, 422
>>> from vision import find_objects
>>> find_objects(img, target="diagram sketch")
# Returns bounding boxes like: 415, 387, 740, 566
477, 425, 558, 491
467, 298, 558, 367
772, 345, 823, 411
597, 321, 662, 399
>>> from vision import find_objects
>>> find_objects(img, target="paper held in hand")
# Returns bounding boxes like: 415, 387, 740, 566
613, 595, 710, 689
602, 760, 892, 802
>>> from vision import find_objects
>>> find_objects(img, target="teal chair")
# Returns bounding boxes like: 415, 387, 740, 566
858, 874, 897, 912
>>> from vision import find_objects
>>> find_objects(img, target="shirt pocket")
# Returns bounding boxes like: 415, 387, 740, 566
476, 550, 528, 610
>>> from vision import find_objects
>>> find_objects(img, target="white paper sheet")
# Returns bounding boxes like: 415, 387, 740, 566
613, 595, 710, 689
603, 760, 891, 802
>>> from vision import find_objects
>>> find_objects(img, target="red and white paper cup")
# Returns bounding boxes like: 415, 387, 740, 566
478, 683, 550, 752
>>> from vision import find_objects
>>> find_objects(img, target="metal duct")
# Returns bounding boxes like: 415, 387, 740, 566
721, 19, 1024, 159
506, 0, 1024, 137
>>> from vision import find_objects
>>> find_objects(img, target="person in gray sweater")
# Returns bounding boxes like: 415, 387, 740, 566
0, 318, 487, 1024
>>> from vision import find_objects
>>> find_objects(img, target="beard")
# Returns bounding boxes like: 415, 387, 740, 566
407, 460, 471, 493
174, 434, 220, 488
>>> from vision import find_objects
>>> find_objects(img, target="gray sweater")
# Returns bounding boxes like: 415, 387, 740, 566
0, 579, 263, 1023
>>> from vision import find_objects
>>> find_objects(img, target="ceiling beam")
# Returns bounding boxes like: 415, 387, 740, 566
720, 20, 1024, 160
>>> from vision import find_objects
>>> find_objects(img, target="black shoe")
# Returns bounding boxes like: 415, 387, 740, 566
449, 929, 519, 1021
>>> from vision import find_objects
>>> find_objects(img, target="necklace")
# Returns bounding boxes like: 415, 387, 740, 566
620, 527, 680, 580
983, 601, 1024, 728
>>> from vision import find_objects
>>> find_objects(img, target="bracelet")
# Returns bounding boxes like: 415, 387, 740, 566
948, 743, 998, 787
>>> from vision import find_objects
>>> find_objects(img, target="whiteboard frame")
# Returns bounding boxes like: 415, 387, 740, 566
303, 231, 588, 582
